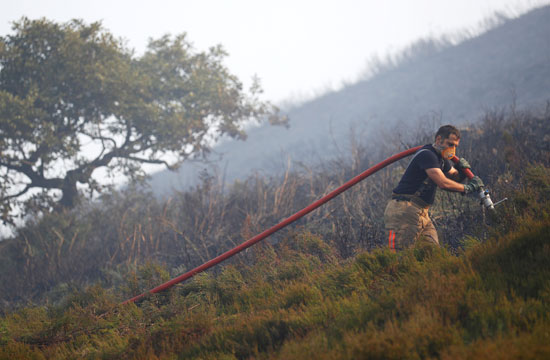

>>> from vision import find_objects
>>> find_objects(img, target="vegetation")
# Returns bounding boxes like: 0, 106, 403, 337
1, 108, 548, 307
0, 160, 549, 358
0, 18, 277, 223
0, 106, 548, 358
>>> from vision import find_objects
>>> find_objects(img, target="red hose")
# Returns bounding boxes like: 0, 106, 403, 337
450, 155, 474, 179
122, 145, 423, 304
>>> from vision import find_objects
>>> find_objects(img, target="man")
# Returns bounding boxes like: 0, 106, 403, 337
384, 125, 484, 251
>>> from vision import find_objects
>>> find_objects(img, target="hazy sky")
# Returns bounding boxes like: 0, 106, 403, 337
1, 0, 549, 104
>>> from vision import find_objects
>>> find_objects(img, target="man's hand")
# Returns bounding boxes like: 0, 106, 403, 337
464, 176, 484, 194
456, 158, 471, 171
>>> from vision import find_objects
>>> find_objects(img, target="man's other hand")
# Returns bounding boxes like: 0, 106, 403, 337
456, 158, 471, 171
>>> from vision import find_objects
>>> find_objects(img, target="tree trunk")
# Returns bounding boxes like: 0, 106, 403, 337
59, 177, 79, 209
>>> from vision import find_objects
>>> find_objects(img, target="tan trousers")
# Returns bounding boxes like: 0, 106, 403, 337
384, 199, 439, 251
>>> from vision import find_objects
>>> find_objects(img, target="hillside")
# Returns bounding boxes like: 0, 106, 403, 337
1, 163, 549, 358
2, 6, 550, 358
150, 5, 550, 194
1, 106, 549, 306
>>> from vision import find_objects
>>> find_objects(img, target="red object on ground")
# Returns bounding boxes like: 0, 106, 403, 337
122, 145, 423, 304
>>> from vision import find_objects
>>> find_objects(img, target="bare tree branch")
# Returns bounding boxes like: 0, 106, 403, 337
126, 156, 175, 169
1, 183, 33, 201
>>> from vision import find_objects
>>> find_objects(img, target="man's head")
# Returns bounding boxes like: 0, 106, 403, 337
434, 125, 460, 159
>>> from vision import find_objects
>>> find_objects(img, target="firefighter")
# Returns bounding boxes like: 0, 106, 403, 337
384, 125, 484, 251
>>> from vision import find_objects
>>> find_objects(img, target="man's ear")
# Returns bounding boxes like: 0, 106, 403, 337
434, 135, 442, 144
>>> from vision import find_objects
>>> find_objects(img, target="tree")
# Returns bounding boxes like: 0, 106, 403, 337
0, 18, 278, 225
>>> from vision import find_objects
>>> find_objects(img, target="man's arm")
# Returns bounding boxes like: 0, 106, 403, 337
445, 167, 462, 181
426, 168, 465, 192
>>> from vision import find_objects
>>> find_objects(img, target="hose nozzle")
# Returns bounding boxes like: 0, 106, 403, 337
477, 189, 495, 210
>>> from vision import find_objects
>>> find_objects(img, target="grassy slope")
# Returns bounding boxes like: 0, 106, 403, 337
1, 172, 550, 360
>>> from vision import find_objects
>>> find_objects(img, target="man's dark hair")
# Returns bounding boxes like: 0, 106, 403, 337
435, 125, 461, 140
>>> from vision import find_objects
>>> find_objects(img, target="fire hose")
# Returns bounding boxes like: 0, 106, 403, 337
123, 146, 504, 304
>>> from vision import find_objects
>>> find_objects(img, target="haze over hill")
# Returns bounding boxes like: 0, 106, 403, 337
150, 5, 550, 195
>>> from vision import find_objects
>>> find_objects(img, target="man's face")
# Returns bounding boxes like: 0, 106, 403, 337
435, 134, 460, 159
436, 134, 460, 150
